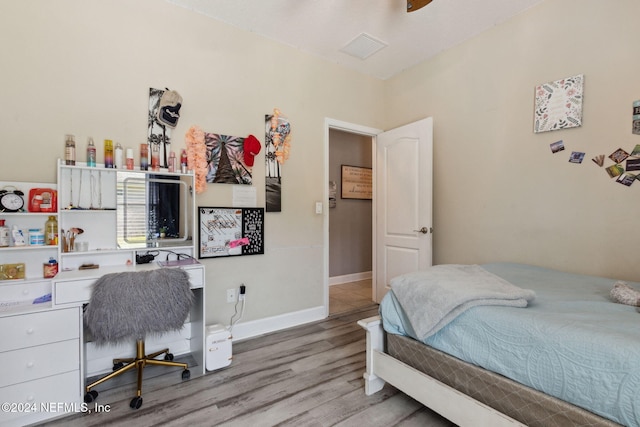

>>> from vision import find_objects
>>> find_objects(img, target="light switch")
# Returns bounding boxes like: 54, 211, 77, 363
315, 202, 323, 214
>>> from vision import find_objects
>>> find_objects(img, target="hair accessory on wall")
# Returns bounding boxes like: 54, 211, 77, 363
185, 125, 208, 193
243, 135, 261, 167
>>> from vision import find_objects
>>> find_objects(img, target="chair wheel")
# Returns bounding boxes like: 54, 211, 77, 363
84, 390, 98, 403
113, 362, 125, 370
130, 396, 143, 409
182, 369, 190, 380
164, 353, 174, 361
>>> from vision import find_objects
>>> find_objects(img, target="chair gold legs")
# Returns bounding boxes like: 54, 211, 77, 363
84, 339, 191, 409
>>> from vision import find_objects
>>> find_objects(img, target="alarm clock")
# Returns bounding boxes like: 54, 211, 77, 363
0, 186, 25, 212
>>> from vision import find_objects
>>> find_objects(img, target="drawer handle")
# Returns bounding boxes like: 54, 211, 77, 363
27, 361, 34, 368
26, 328, 35, 335
27, 395, 34, 402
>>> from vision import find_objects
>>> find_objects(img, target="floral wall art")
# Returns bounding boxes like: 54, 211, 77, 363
534, 74, 583, 133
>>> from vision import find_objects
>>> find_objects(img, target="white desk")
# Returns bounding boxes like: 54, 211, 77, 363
0, 260, 205, 427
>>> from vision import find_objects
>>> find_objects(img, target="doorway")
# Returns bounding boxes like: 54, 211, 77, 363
323, 117, 433, 316
324, 119, 381, 316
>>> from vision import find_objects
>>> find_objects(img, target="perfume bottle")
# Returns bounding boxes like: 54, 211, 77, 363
180, 149, 188, 173
86, 137, 96, 167
168, 151, 176, 172
140, 144, 148, 171
104, 139, 114, 168
65, 134, 76, 165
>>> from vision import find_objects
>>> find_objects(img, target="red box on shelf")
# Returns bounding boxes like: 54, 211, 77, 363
28, 188, 57, 212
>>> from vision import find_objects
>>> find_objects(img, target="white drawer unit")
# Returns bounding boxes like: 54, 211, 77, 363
0, 339, 79, 388
0, 307, 81, 426
0, 306, 79, 352
0, 371, 81, 426
53, 278, 96, 306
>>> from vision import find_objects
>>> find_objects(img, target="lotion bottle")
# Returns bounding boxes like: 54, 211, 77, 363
115, 142, 124, 169
0, 219, 9, 247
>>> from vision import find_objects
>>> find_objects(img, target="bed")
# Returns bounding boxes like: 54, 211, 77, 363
358, 263, 640, 427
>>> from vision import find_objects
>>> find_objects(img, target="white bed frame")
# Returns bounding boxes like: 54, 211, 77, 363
358, 315, 525, 427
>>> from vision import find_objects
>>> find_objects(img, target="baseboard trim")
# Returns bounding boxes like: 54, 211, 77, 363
230, 305, 326, 342
329, 271, 372, 286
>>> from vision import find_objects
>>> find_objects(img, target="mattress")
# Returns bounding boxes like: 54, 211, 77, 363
387, 333, 621, 427
380, 263, 640, 426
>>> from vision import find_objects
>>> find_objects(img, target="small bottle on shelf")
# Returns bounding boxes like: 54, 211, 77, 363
151, 144, 160, 171
65, 134, 76, 165
180, 149, 188, 173
115, 142, 124, 169
104, 140, 114, 168
140, 144, 149, 171
126, 148, 134, 170
168, 151, 176, 172
0, 219, 9, 247
87, 137, 96, 167
45, 215, 58, 246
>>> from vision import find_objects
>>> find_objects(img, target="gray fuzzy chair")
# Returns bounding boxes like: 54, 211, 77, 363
83, 268, 194, 409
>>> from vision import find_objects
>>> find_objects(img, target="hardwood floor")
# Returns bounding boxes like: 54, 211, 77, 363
37, 304, 455, 427
329, 279, 374, 315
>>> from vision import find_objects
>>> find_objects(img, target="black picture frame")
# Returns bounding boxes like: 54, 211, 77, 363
198, 207, 264, 258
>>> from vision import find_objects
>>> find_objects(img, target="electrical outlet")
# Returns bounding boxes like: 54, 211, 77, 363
226, 288, 236, 303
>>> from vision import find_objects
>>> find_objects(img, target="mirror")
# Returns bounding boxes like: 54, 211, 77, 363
116, 171, 192, 249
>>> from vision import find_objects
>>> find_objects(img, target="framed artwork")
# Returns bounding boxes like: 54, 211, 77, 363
341, 165, 372, 200
534, 74, 583, 133
198, 207, 264, 258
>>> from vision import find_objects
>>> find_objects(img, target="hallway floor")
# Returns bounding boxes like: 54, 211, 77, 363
329, 279, 374, 315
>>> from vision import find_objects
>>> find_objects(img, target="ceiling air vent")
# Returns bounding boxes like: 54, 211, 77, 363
340, 33, 388, 60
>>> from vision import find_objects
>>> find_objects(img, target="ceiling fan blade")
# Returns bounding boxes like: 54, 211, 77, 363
407, 0, 433, 12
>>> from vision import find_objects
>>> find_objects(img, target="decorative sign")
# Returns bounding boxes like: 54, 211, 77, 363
198, 207, 264, 258
534, 74, 583, 133
341, 165, 372, 200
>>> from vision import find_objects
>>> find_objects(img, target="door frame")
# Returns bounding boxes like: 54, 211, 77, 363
324, 118, 382, 317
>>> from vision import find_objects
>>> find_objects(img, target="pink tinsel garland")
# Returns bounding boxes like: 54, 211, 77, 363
184, 125, 208, 194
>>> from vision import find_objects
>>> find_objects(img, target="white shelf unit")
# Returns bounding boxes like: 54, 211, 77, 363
0, 181, 58, 283
0, 164, 205, 426
56, 160, 197, 269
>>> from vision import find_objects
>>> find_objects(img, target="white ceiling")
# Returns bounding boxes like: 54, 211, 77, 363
166, 0, 545, 80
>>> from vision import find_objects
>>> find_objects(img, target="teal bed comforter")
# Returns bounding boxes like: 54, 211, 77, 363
380, 263, 640, 426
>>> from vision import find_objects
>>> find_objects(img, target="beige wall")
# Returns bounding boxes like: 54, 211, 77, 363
385, 0, 640, 281
2, 0, 639, 331
0, 0, 384, 327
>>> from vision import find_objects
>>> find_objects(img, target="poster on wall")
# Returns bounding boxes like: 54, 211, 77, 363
341, 165, 372, 199
204, 133, 253, 185
265, 109, 292, 212
533, 74, 583, 133
148, 88, 182, 168
198, 207, 264, 258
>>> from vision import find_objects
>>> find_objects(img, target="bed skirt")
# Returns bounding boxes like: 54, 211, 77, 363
387, 333, 621, 427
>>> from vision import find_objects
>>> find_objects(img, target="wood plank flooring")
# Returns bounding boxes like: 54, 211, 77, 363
37, 304, 455, 427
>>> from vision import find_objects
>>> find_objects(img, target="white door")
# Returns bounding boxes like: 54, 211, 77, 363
375, 117, 433, 303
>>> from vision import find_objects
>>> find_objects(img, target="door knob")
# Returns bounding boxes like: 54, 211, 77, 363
413, 226, 430, 234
